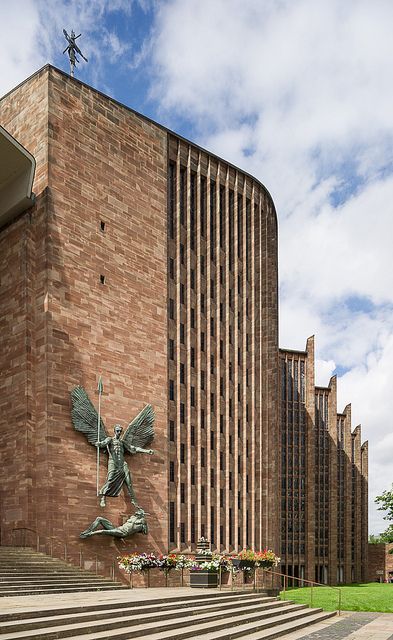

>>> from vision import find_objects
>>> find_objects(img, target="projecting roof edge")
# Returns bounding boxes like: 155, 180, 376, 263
0, 64, 278, 227
0, 125, 36, 229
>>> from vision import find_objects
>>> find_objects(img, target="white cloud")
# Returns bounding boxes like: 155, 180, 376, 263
150, 0, 393, 534
0, 1, 43, 97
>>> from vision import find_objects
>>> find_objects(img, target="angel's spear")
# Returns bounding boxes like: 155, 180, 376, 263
96, 376, 103, 496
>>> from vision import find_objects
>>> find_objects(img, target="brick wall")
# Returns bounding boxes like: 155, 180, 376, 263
0, 67, 169, 572
368, 543, 393, 582
0, 68, 49, 547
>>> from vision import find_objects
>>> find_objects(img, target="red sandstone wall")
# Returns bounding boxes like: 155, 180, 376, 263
0, 67, 168, 573
0, 69, 49, 547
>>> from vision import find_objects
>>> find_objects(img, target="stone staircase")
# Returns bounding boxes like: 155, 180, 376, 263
0, 591, 337, 639
0, 547, 127, 596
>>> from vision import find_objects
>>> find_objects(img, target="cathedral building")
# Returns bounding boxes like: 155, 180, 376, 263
0, 65, 367, 583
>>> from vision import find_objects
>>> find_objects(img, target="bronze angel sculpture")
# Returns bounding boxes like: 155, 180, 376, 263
71, 386, 154, 508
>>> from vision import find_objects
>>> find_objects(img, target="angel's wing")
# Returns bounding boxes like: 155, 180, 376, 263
73, 42, 88, 62
122, 404, 155, 453
70, 386, 108, 445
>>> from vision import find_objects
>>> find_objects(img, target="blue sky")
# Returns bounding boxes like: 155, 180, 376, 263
2, 0, 393, 535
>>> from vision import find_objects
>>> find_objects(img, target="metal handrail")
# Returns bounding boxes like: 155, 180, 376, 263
266, 568, 342, 616
10, 527, 40, 551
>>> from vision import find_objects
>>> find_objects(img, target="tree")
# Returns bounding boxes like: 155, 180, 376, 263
369, 528, 393, 544
375, 484, 393, 522
374, 485, 393, 551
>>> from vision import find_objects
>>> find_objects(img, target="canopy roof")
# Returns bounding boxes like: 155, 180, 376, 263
0, 125, 36, 228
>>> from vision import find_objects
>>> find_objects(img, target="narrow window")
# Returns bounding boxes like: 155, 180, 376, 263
170, 502, 175, 542
169, 420, 175, 442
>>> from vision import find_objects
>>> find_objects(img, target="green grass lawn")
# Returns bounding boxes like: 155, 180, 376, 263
280, 582, 393, 613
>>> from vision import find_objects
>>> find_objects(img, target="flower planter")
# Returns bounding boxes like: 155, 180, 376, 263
239, 560, 256, 571
190, 569, 218, 588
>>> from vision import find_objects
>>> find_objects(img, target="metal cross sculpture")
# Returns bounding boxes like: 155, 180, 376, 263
63, 29, 88, 77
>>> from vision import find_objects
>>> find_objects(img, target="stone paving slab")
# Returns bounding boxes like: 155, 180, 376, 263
281, 612, 393, 640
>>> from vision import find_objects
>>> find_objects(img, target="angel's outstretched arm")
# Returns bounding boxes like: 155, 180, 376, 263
130, 445, 154, 455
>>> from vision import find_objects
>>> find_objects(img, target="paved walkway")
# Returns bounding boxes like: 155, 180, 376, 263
282, 611, 393, 640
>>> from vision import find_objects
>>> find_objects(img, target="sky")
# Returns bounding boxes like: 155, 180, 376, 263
1, 0, 392, 536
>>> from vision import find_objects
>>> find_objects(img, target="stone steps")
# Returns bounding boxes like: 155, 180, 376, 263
0, 547, 127, 596
0, 592, 336, 640
0, 594, 275, 630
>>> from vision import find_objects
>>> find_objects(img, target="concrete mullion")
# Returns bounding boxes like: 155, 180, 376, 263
175, 142, 181, 550
353, 426, 362, 582
206, 158, 212, 545
328, 377, 338, 585
233, 172, 239, 552
258, 193, 263, 550
305, 336, 316, 582
185, 146, 192, 549
241, 179, 247, 545
196, 151, 202, 541
215, 164, 221, 550
343, 405, 352, 582
224, 166, 230, 551
261, 193, 269, 548
250, 184, 256, 549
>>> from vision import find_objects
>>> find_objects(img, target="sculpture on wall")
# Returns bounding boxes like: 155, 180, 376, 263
70, 386, 155, 508
80, 508, 148, 539
63, 29, 88, 77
